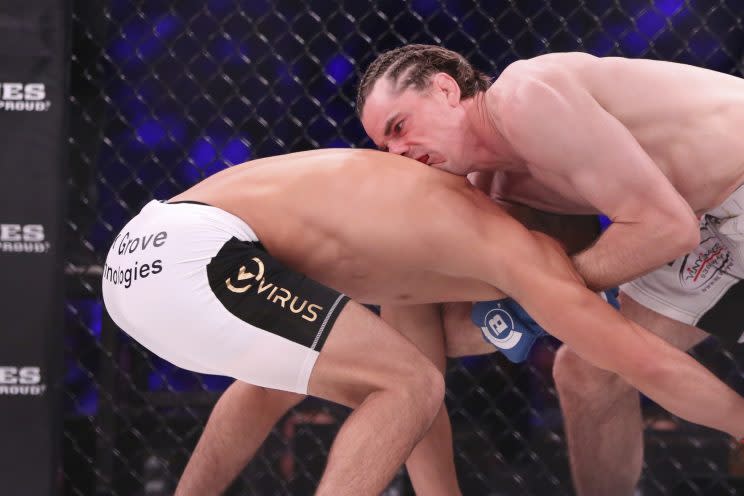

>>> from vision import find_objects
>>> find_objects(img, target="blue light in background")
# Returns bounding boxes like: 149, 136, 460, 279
655, 0, 687, 17
108, 14, 181, 64
207, 0, 234, 15
181, 135, 250, 183
190, 137, 218, 167
411, 0, 439, 17
90, 205, 128, 251
241, 0, 272, 17
326, 138, 351, 148
688, 32, 720, 62
138, 14, 181, 61
108, 37, 136, 63
275, 61, 295, 88
148, 368, 233, 392
148, 364, 197, 391
154, 14, 182, 39
588, 33, 615, 56
594, 0, 694, 57
65, 300, 103, 416
67, 299, 103, 339
222, 137, 252, 165
75, 389, 99, 417
148, 369, 165, 391
88, 301, 102, 338
201, 374, 233, 391
135, 119, 167, 147
110, 83, 151, 121
636, 9, 666, 38
325, 54, 354, 84
147, 358, 233, 392
211, 36, 251, 65
620, 31, 649, 57
134, 116, 188, 149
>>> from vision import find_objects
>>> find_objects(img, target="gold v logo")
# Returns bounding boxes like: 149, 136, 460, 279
226, 257, 265, 293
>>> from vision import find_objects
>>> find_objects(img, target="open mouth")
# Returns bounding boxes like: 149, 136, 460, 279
415, 154, 430, 165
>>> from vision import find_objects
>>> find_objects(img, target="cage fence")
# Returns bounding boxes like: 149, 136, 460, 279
63, 1, 744, 495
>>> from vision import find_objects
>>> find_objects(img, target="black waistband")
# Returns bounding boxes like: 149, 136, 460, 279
166, 200, 214, 207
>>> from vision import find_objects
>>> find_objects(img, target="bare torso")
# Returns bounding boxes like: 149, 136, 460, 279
491, 53, 744, 215
170, 149, 504, 305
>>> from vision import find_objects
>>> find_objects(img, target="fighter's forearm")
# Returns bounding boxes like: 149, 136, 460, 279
506, 258, 742, 440
540, 295, 744, 440
571, 220, 695, 290
490, 226, 740, 438
620, 323, 744, 440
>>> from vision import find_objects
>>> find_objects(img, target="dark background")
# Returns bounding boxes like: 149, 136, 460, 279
62, 1, 744, 494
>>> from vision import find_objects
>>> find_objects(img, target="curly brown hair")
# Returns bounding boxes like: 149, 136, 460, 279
356, 44, 492, 116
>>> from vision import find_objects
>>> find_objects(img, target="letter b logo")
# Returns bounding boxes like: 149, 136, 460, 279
488, 314, 508, 335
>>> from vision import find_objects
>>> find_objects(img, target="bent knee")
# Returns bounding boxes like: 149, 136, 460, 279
553, 345, 630, 395
343, 353, 445, 415
396, 359, 445, 417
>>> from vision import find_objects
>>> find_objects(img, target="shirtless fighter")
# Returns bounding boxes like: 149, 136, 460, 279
357, 44, 744, 495
101, 148, 744, 495
174, 200, 603, 496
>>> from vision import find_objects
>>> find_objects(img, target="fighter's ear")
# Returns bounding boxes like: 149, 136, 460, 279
431, 72, 461, 106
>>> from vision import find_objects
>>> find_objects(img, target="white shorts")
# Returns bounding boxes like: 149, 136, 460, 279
621, 185, 744, 348
101, 200, 349, 394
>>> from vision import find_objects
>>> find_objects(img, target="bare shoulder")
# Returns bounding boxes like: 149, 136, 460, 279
495, 52, 691, 85
487, 52, 598, 112
497, 52, 598, 82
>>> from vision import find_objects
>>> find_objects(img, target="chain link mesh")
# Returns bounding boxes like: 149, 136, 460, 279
64, 1, 744, 494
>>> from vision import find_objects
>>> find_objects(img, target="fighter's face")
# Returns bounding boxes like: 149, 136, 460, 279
360, 77, 470, 175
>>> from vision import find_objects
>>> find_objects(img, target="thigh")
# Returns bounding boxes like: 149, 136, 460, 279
619, 292, 710, 351
381, 304, 446, 371
307, 301, 440, 408
442, 302, 496, 357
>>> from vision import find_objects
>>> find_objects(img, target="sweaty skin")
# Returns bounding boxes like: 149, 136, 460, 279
171, 148, 506, 305
489, 54, 744, 215
360, 49, 744, 496
362, 53, 744, 289
172, 159, 598, 496
168, 148, 744, 442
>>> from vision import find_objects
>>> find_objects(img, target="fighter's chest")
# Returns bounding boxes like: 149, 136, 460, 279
490, 170, 593, 214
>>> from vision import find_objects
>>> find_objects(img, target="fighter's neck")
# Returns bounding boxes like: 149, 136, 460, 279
461, 93, 523, 172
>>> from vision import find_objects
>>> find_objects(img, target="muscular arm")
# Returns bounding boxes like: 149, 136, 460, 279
491, 62, 700, 289
434, 187, 743, 439
503, 231, 742, 438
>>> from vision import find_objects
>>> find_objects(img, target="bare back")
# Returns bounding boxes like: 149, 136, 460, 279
170, 149, 505, 304
493, 53, 744, 214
